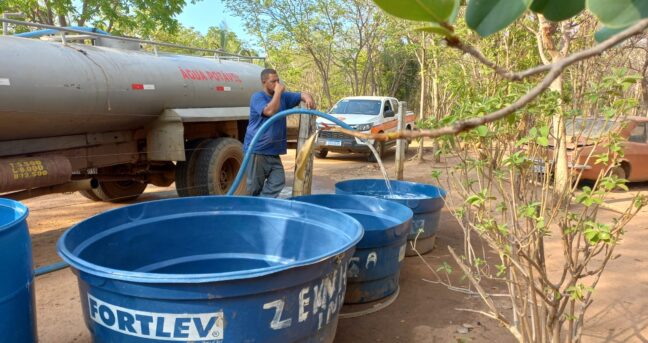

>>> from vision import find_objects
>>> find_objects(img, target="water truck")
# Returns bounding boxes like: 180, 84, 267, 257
0, 20, 268, 201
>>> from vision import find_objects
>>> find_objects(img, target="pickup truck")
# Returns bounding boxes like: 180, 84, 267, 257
315, 96, 416, 161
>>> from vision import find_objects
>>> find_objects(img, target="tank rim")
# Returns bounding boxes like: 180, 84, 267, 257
57, 196, 363, 284
0, 198, 29, 233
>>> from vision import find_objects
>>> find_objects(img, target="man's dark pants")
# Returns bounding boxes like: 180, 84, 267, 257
246, 154, 285, 198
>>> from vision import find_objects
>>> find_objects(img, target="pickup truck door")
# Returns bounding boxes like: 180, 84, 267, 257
390, 99, 399, 113
382, 100, 397, 131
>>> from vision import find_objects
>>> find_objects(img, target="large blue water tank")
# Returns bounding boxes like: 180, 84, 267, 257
291, 194, 412, 304
0, 198, 37, 342
58, 196, 363, 343
335, 179, 446, 256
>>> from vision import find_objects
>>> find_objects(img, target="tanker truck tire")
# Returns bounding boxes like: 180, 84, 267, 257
92, 180, 148, 203
79, 189, 102, 201
175, 139, 207, 197
192, 138, 245, 196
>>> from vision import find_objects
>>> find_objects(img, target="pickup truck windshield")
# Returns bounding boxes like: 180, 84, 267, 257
566, 118, 621, 138
330, 100, 382, 115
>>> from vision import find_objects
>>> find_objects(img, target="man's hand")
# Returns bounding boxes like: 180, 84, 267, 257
302, 92, 316, 110
263, 82, 285, 116
274, 82, 286, 95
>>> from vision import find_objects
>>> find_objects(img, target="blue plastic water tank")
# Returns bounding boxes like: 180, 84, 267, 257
335, 179, 446, 256
58, 196, 363, 343
0, 198, 37, 343
291, 194, 412, 304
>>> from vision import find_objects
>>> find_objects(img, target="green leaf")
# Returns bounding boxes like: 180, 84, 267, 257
529, 127, 538, 137
531, 0, 585, 21
436, 261, 454, 274
449, 0, 462, 23
476, 125, 489, 137
466, 190, 490, 207
634, 195, 648, 209
595, 26, 629, 42
536, 136, 549, 146
587, 0, 648, 29
583, 222, 612, 245
466, 0, 533, 37
373, 0, 460, 23
496, 263, 507, 277
416, 24, 455, 38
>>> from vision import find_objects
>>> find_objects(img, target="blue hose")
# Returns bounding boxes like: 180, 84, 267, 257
226, 108, 356, 195
34, 261, 69, 276
15, 26, 109, 38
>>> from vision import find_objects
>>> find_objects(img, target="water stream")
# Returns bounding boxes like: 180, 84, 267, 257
364, 140, 394, 197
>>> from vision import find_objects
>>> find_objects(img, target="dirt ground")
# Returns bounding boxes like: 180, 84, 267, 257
24, 142, 648, 342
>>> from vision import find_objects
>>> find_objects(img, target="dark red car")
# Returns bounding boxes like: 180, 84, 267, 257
540, 116, 648, 181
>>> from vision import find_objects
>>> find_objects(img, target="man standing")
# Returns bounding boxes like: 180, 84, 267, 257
243, 68, 316, 197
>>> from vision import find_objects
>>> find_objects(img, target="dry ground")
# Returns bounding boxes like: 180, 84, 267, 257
24, 142, 648, 342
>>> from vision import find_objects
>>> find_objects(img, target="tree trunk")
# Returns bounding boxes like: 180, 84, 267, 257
431, 39, 441, 163
389, 61, 407, 97
539, 16, 569, 195
77, 0, 90, 26
415, 32, 427, 161
641, 51, 648, 115
44, 0, 54, 25
58, 14, 68, 27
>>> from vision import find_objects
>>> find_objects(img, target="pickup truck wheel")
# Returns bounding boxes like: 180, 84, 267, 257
91, 180, 148, 203
192, 137, 245, 195
367, 140, 384, 163
316, 149, 328, 159
175, 139, 207, 197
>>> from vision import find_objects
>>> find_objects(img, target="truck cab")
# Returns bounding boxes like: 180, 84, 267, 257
315, 96, 416, 161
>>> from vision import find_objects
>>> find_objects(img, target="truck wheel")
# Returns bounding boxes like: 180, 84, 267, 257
175, 139, 207, 197
192, 138, 245, 195
608, 165, 627, 180
79, 189, 101, 201
90, 180, 148, 203
316, 149, 328, 159
367, 140, 384, 163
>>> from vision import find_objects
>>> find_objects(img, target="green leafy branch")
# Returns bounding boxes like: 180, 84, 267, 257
332, 17, 648, 143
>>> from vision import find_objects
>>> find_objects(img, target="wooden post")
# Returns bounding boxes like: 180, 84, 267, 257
292, 113, 316, 196
395, 101, 406, 180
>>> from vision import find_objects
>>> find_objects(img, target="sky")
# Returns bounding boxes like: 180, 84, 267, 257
176, 0, 255, 43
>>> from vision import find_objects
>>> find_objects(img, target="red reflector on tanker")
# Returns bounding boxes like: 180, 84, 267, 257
215, 86, 231, 92
131, 84, 155, 90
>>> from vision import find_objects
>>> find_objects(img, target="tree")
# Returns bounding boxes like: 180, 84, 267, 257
223, 0, 342, 108
0, 0, 195, 35
334, 0, 384, 96
345, 1, 648, 342
146, 25, 252, 56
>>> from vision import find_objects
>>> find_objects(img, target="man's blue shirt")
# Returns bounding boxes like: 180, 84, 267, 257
243, 91, 302, 155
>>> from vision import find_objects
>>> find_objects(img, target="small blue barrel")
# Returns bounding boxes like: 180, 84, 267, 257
291, 194, 412, 304
58, 196, 363, 343
335, 179, 446, 256
0, 198, 37, 343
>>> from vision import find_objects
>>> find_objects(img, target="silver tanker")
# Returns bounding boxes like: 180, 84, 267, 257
0, 23, 267, 201
0, 35, 261, 140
